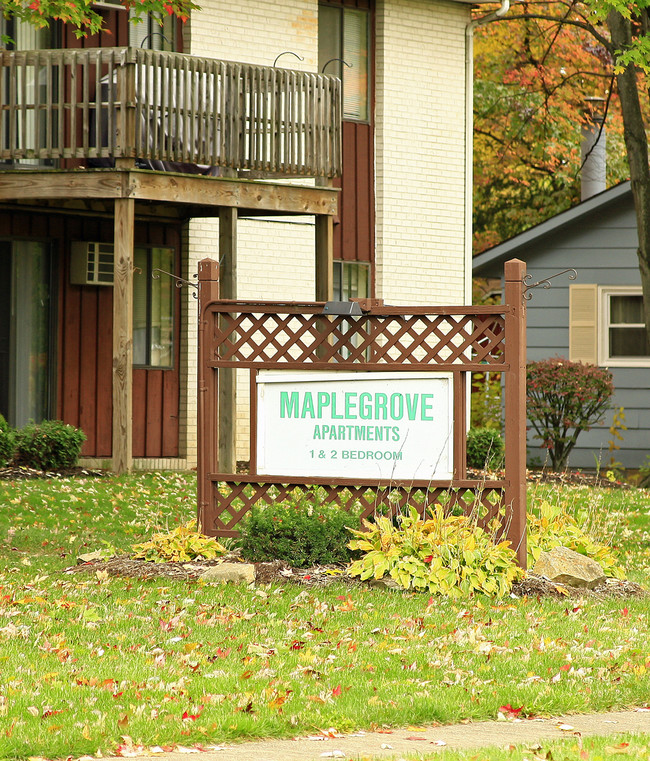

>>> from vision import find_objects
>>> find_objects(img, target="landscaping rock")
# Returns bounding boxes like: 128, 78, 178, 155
369, 576, 403, 591
200, 563, 256, 584
77, 550, 106, 564
532, 546, 606, 589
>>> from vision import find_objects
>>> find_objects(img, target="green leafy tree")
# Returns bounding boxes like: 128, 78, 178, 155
473, 1, 630, 254
474, 0, 650, 347
1, 0, 198, 38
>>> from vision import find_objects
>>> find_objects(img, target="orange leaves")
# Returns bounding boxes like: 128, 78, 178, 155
336, 595, 355, 612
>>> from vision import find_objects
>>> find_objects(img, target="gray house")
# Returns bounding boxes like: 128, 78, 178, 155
473, 180, 649, 470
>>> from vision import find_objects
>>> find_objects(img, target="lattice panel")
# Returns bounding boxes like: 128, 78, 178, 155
204, 479, 507, 536
208, 311, 507, 367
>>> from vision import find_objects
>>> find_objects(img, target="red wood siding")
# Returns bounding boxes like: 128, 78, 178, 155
336, 121, 374, 263
321, 0, 375, 278
0, 210, 182, 459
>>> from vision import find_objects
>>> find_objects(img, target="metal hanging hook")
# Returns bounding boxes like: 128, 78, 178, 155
140, 32, 172, 48
321, 57, 352, 74
152, 269, 199, 299
522, 268, 577, 300
273, 51, 304, 67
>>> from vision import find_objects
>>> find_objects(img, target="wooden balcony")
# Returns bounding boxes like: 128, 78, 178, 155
0, 47, 342, 177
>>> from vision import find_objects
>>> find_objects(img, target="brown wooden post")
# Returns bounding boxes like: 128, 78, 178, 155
197, 258, 220, 532
504, 258, 527, 568
112, 197, 135, 474
315, 214, 334, 301
218, 208, 237, 473
453, 372, 467, 480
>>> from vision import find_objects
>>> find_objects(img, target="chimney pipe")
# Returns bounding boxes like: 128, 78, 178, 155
581, 97, 606, 201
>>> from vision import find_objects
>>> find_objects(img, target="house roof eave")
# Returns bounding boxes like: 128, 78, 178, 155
472, 180, 632, 277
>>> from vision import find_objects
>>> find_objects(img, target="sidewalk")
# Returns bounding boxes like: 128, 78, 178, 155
106, 709, 650, 761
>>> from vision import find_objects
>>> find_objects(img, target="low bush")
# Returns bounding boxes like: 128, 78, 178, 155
0, 415, 16, 468
240, 493, 360, 567
347, 506, 522, 598
466, 427, 504, 470
527, 358, 613, 470
527, 499, 625, 579
132, 520, 227, 562
14, 419, 86, 470
638, 456, 650, 488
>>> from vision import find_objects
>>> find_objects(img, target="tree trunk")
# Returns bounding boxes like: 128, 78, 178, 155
607, 10, 650, 347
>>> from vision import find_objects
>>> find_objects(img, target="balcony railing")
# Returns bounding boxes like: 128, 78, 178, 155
0, 47, 342, 177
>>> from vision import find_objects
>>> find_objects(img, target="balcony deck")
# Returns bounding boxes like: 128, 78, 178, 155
0, 48, 341, 474
0, 47, 341, 217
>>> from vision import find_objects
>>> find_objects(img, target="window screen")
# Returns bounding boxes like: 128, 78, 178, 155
319, 4, 370, 122
133, 247, 174, 368
608, 294, 650, 358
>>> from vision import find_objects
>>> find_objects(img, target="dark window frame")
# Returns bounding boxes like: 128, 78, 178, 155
132, 246, 176, 370
318, 1, 372, 125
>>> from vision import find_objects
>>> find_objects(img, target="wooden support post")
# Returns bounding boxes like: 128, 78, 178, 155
315, 214, 334, 301
197, 258, 220, 532
504, 258, 527, 568
218, 207, 237, 473
453, 372, 467, 481
112, 197, 135, 474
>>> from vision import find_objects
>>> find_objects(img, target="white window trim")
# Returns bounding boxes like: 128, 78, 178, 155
598, 285, 650, 367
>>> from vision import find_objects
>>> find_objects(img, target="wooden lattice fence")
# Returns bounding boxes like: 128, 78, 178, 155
196, 258, 527, 566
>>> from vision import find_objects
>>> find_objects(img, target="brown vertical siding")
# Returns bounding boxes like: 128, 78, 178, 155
0, 210, 181, 459
321, 0, 375, 272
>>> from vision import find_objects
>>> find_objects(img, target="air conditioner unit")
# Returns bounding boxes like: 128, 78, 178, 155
70, 242, 114, 286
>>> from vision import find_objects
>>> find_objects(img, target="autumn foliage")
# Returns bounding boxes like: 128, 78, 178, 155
526, 357, 614, 470
472, 1, 633, 254
1, 0, 197, 37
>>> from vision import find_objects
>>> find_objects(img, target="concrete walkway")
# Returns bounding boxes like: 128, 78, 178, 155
107, 709, 650, 760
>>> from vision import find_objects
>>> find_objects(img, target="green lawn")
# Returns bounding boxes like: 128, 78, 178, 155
0, 473, 649, 759
416, 733, 650, 760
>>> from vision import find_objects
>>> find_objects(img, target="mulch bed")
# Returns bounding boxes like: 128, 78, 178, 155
0, 466, 633, 487
7, 463, 644, 598
0, 465, 105, 480
67, 554, 646, 599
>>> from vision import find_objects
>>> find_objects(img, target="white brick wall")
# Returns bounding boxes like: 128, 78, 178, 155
375, 0, 469, 306
178, 0, 470, 466
188, 0, 318, 71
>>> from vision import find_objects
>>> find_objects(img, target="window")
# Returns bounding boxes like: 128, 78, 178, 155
128, 11, 176, 50
1, 17, 57, 167
133, 247, 174, 368
318, 4, 370, 122
600, 287, 650, 365
333, 260, 370, 301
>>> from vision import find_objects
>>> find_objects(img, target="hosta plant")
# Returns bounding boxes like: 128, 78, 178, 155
347, 506, 522, 598
132, 520, 227, 562
527, 500, 625, 579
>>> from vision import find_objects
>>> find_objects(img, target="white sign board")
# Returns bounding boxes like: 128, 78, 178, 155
256, 371, 454, 480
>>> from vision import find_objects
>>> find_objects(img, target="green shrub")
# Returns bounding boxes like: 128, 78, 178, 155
0, 415, 16, 468
527, 499, 625, 579
638, 456, 650, 488
466, 427, 504, 469
240, 493, 360, 567
132, 520, 227, 562
527, 358, 613, 470
348, 506, 522, 598
14, 419, 86, 470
